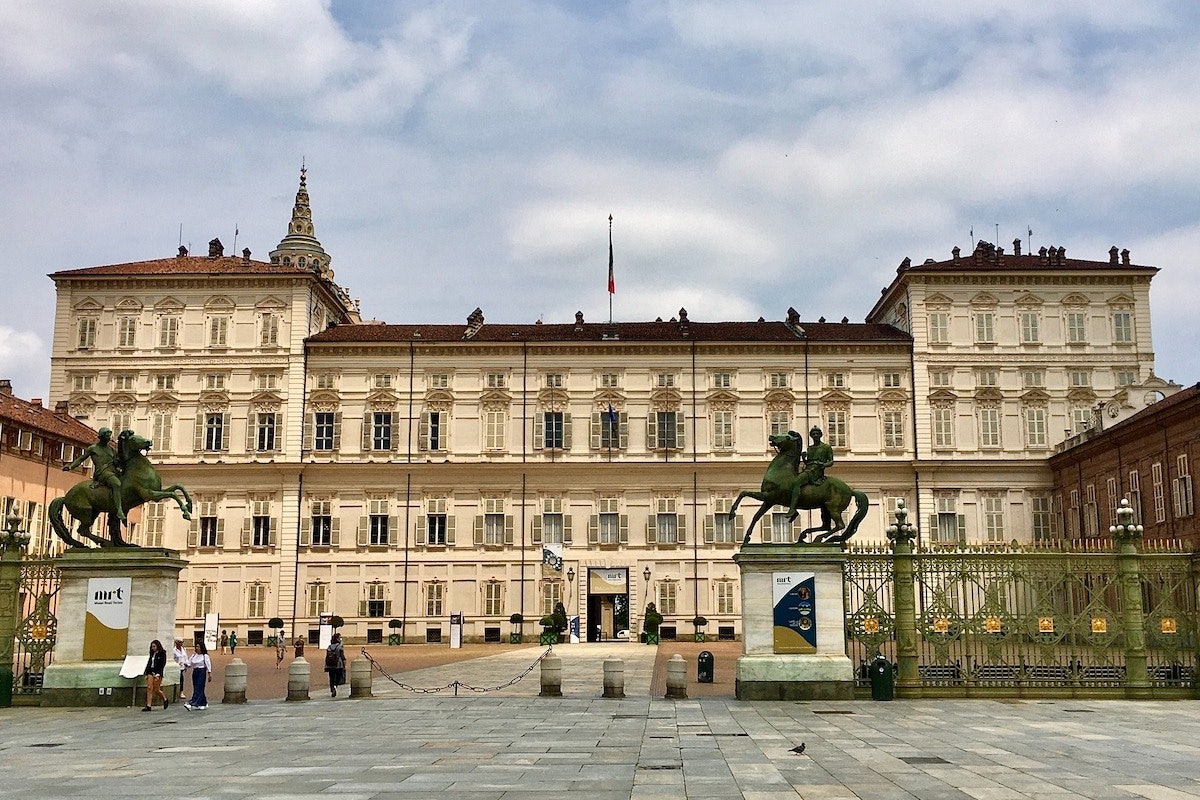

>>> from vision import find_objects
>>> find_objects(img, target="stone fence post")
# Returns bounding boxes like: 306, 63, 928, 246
349, 656, 372, 698
287, 657, 310, 701
222, 658, 247, 703
888, 502, 920, 697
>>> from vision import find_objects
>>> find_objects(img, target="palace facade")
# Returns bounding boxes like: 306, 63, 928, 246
46, 171, 1178, 644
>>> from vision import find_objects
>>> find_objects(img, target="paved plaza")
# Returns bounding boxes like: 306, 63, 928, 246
3, 643, 1200, 799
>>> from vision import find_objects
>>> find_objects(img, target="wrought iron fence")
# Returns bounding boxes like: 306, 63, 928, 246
11, 557, 60, 696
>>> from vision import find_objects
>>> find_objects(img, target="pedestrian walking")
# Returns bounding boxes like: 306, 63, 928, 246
219, 630, 229, 654
184, 641, 212, 710
142, 640, 168, 711
172, 637, 189, 699
229, 630, 238, 655
324, 633, 346, 697
275, 635, 287, 670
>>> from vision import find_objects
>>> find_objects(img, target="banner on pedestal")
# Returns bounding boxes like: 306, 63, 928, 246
83, 577, 132, 660
772, 572, 817, 654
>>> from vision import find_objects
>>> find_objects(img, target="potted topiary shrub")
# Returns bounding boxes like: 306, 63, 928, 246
267, 616, 284, 647
692, 615, 708, 643
642, 602, 663, 645
388, 618, 402, 646
539, 603, 567, 646
509, 613, 524, 644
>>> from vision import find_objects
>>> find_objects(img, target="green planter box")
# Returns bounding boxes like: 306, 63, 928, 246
694, 632, 706, 642
645, 632, 660, 645
388, 633, 401, 646
539, 630, 559, 646
510, 633, 523, 644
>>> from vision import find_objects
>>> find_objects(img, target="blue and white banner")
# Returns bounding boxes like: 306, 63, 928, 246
542, 543, 563, 571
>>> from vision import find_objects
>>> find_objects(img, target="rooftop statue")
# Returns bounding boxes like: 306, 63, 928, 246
52, 429, 193, 548
731, 427, 868, 545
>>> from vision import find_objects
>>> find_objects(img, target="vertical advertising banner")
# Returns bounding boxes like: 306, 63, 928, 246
772, 572, 817, 654
83, 577, 132, 660
449, 613, 463, 649
204, 613, 219, 651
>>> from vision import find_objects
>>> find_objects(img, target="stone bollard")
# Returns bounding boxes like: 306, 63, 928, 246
603, 657, 625, 699
540, 652, 562, 697
222, 658, 247, 704
287, 657, 310, 702
349, 656, 372, 698
665, 654, 687, 699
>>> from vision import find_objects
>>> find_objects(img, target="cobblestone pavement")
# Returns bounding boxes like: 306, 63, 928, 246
4, 644, 1200, 799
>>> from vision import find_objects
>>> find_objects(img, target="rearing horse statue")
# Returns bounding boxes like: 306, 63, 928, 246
730, 430, 869, 545
50, 430, 193, 548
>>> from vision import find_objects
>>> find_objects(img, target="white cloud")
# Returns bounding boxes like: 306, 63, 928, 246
0, 327, 48, 398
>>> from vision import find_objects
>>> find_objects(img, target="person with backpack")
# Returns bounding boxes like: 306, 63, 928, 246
324, 632, 346, 697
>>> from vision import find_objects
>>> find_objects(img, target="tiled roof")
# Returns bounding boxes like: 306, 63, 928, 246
307, 320, 910, 345
899, 253, 1157, 275
50, 256, 312, 278
0, 393, 96, 443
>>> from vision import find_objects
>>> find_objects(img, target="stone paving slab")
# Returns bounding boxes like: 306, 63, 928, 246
3, 646, 1200, 799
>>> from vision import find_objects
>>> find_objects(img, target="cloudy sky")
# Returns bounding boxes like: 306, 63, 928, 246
2, 1, 1198, 398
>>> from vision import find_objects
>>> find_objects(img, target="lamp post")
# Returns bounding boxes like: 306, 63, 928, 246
886, 500, 920, 695
566, 567, 576, 621
1, 512, 32, 708
1112, 498, 1149, 696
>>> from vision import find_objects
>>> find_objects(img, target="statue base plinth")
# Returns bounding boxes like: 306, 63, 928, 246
41, 548, 187, 707
733, 544, 854, 701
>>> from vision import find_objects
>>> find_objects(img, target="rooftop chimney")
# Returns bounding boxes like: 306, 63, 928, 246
0, 379, 11, 395
951, 246, 961, 263
464, 307, 485, 338
1012, 238, 1022, 256
55, 400, 69, 414
208, 238, 224, 258
1109, 246, 1119, 264
786, 307, 800, 326
1121, 248, 1130, 265
678, 307, 688, 323
574, 311, 585, 331
30, 398, 42, 408
177, 245, 188, 257
242, 248, 252, 263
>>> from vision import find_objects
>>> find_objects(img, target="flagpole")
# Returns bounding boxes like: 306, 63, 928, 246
608, 214, 614, 325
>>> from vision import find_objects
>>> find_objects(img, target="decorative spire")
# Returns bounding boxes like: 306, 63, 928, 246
270, 164, 332, 278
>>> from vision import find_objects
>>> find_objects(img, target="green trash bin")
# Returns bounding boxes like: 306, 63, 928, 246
869, 655, 894, 700
697, 651, 714, 684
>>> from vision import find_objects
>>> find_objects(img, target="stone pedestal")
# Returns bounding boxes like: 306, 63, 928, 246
734, 544, 854, 700
41, 548, 187, 707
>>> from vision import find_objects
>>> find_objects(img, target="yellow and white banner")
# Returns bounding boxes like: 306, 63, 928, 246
83, 577, 132, 660
588, 568, 627, 595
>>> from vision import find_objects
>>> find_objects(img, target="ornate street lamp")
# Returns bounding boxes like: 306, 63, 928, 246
1110, 498, 1144, 543
1, 512, 31, 552
885, 500, 917, 546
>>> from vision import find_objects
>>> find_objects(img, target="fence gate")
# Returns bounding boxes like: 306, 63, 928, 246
11, 557, 60, 697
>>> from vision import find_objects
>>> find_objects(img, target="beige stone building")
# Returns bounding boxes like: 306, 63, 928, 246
47, 174, 1172, 644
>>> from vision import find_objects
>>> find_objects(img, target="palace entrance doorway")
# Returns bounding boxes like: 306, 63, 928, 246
586, 568, 629, 642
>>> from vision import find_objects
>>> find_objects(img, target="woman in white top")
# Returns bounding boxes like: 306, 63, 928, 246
184, 641, 212, 710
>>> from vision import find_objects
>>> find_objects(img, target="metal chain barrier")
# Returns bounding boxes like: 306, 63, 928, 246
359, 646, 554, 696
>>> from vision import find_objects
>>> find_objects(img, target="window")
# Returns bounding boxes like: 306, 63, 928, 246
484, 582, 503, 616
652, 410, 680, 450
541, 497, 564, 544
598, 497, 620, 545
1021, 369, 1045, 388
483, 409, 505, 450
1024, 407, 1047, 447
932, 406, 954, 448
483, 497, 506, 545
768, 372, 789, 389
255, 373, 279, 391
768, 410, 790, 438
204, 373, 226, 391
1031, 495, 1055, 542
314, 412, 336, 451
194, 584, 214, 618
1072, 407, 1093, 434
1106, 477, 1119, 528
542, 580, 562, 616
711, 497, 735, 544
72, 375, 94, 392
428, 373, 449, 389
1066, 311, 1087, 343
597, 407, 623, 449
372, 373, 393, 389
152, 412, 172, 451
1128, 470, 1143, 525
542, 411, 565, 449
656, 372, 676, 388
825, 372, 845, 389
158, 316, 179, 348
881, 372, 902, 388
310, 500, 332, 546
203, 413, 225, 451
658, 581, 677, 615
1173, 454, 1194, 518
882, 410, 904, 449
929, 369, 952, 388
112, 374, 135, 391
825, 409, 847, 448
314, 373, 336, 390
208, 316, 229, 347
425, 583, 444, 617
367, 583, 386, 617
712, 409, 733, 450
1069, 370, 1091, 387
928, 312, 950, 344
1084, 485, 1098, 538
118, 316, 137, 348
254, 412, 277, 452
768, 512, 792, 544
369, 497, 390, 546
247, 584, 266, 618
1019, 311, 1040, 343
110, 409, 132, 434
544, 373, 563, 388
716, 581, 736, 615
425, 498, 449, 546
485, 372, 507, 389
977, 370, 998, 387
307, 583, 328, 618
974, 311, 995, 343
1113, 311, 1133, 344
77, 317, 97, 349
198, 498, 219, 547
154, 374, 176, 392
421, 411, 446, 451
712, 372, 732, 389
1115, 370, 1137, 387
653, 497, 679, 545
143, 501, 165, 547
978, 406, 1000, 448
371, 411, 393, 451
260, 313, 280, 346
983, 493, 1004, 543
600, 372, 620, 388
934, 495, 962, 544
1152, 462, 1166, 523
251, 497, 272, 547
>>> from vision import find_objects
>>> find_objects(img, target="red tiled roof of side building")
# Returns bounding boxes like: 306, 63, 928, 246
0, 393, 96, 444
49, 255, 312, 278
307, 320, 911, 345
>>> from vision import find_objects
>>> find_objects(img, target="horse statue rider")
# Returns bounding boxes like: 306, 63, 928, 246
63, 427, 127, 523
796, 425, 834, 491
